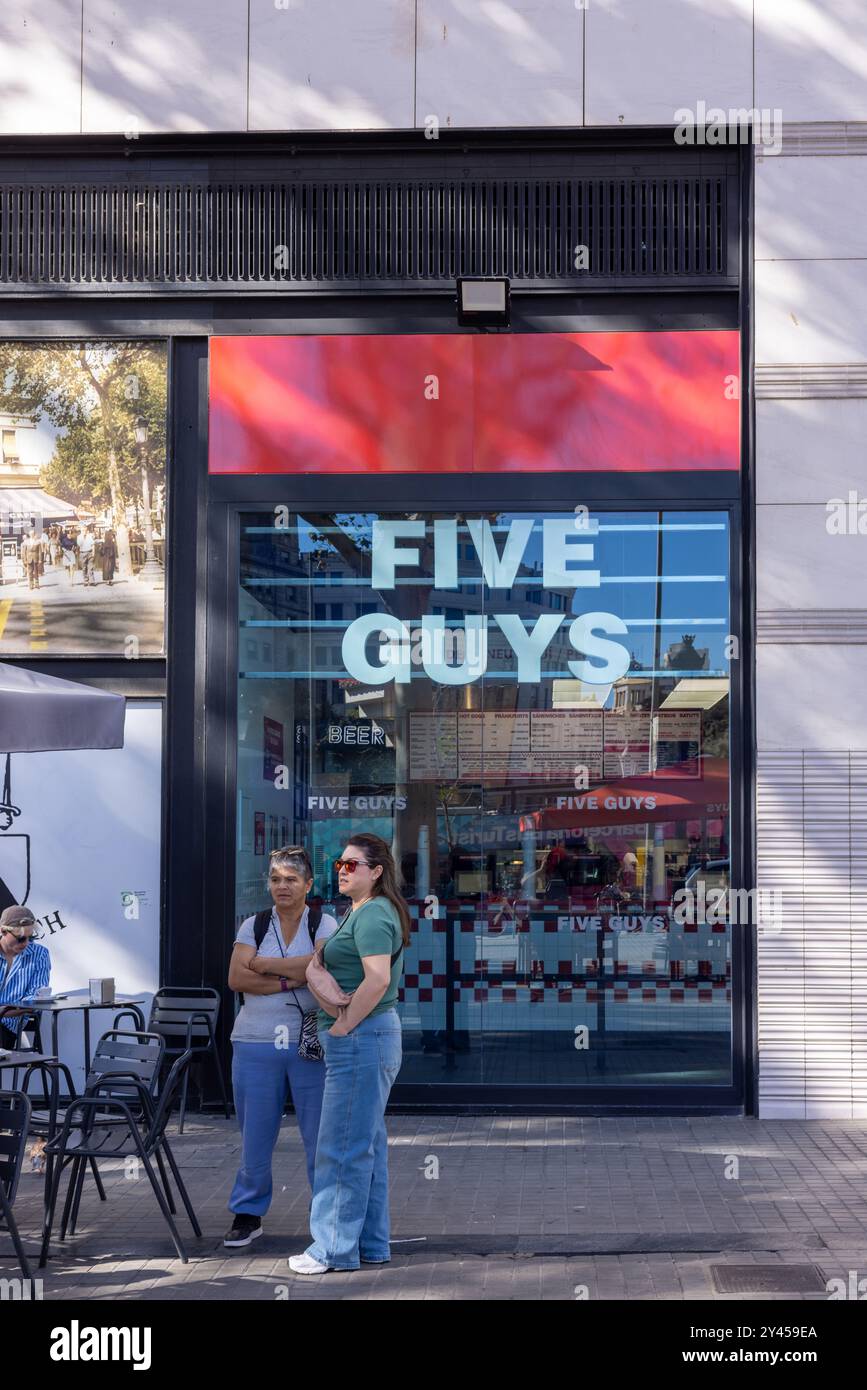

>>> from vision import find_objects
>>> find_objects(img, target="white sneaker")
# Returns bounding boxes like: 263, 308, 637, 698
288, 1253, 330, 1275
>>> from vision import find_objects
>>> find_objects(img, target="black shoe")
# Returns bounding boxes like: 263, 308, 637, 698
224, 1214, 263, 1248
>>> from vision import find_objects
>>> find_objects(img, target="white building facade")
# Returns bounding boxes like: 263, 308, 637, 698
0, 2, 863, 1117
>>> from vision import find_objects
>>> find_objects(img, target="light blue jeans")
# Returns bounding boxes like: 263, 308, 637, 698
305, 1009, 402, 1269
230, 1041, 326, 1214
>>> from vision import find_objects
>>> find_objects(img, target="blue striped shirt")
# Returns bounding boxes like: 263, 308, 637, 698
0, 941, 51, 1033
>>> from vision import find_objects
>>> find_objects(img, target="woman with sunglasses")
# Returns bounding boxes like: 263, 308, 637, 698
225, 846, 338, 1248
289, 832, 408, 1275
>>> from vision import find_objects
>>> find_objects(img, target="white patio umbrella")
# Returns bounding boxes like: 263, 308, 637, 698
0, 663, 125, 754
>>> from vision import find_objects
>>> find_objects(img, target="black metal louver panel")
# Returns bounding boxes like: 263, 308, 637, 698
0, 170, 735, 295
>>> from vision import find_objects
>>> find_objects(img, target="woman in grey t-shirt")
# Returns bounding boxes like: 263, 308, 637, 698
224, 846, 337, 1248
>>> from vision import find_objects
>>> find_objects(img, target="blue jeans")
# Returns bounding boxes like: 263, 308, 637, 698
305, 1010, 402, 1270
229, 1041, 326, 1215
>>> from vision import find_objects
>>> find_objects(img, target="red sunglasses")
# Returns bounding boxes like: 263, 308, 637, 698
334, 857, 367, 874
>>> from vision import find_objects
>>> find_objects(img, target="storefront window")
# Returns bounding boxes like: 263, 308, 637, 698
236, 508, 731, 1088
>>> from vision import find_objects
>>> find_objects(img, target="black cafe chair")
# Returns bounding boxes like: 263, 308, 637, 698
39, 1050, 202, 1267
0, 1010, 50, 1110
0, 1090, 34, 1280
9, 1010, 44, 1055
111, 1001, 146, 1032
115, 988, 230, 1132
23, 1029, 166, 1234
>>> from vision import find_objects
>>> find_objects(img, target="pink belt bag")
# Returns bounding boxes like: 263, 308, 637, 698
305, 933, 405, 1010
305, 947, 354, 1009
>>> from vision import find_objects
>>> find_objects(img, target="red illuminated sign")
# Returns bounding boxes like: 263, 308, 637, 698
209, 331, 739, 475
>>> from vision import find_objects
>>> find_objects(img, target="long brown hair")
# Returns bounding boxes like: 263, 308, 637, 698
346, 832, 411, 946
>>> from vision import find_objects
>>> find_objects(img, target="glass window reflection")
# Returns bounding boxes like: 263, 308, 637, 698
236, 508, 732, 1088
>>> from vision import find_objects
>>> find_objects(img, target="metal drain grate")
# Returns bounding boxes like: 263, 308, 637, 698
711, 1265, 827, 1295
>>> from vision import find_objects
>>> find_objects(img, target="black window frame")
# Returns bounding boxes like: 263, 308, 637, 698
0, 126, 754, 1115
204, 462, 747, 1115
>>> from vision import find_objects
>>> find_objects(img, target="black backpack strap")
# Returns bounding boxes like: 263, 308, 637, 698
236, 909, 272, 1004
306, 903, 322, 949
253, 908, 272, 951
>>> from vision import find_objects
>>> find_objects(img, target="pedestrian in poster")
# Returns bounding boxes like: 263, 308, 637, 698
101, 528, 117, 585
289, 832, 407, 1275
59, 527, 77, 584
224, 846, 339, 1249
47, 526, 60, 568
78, 524, 95, 586
20, 528, 41, 590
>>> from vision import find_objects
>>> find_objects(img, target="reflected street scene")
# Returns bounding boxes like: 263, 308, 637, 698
237, 508, 731, 1091
0, 342, 167, 656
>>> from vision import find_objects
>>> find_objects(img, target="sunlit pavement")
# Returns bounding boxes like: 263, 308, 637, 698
4, 1114, 867, 1301
0, 567, 163, 653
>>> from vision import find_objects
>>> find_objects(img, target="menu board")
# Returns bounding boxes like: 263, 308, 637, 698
653, 710, 702, 777
531, 709, 604, 779
603, 710, 651, 777
411, 709, 603, 782
655, 710, 702, 741
409, 707, 702, 783
408, 713, 458, 779
458, 711, 531, 778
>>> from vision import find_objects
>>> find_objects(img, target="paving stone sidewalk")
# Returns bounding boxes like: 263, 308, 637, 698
4, 1115, 867, 1301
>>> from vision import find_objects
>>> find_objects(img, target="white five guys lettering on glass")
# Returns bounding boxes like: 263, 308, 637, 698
341, 518, 630, 687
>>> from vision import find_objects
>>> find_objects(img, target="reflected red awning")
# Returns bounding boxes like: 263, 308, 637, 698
209, 331, 740, 475
523, 757, 729, 833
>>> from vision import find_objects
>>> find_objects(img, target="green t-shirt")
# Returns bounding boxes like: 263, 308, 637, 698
317, 896, 404, 1029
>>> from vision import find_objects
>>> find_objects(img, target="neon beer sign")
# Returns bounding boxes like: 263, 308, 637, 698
341, 518, 631, 687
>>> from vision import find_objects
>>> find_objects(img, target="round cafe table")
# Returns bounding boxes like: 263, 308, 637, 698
0, 1049, 59, 1088
21, 991, 148, 1078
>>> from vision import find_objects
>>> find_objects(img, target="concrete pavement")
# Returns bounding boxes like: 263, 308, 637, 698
0, 564, 163, 654
4, 1113, 867, 1301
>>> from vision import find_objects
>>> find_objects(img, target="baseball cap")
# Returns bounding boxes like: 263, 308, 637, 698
0, 905, 36, 932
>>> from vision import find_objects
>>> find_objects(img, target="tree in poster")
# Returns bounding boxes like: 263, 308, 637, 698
0, 342, 166, 578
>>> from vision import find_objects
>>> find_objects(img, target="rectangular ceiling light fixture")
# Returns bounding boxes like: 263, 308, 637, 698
456, 277, 511, 328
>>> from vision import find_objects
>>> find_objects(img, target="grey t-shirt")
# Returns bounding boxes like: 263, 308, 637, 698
230, 905, 338, 1044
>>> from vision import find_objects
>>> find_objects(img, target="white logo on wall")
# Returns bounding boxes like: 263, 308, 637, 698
0, 753, 30, 910
0, 704, 161, 1084
0, 752, 65, 936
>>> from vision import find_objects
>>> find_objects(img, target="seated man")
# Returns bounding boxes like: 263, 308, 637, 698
0, 906, 50, 1050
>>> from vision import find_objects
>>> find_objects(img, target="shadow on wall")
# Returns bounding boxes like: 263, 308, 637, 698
756, 144, 867, 367
1, 2, 865, 135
